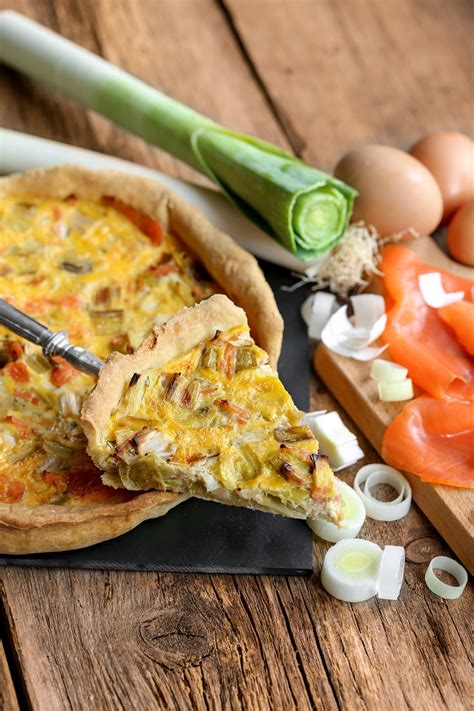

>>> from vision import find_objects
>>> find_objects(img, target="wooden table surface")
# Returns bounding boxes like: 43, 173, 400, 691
0, 1, 472, 709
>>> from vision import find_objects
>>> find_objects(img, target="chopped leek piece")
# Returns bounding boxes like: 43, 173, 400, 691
274, 425, 313, 443
200, 346, 218, 370
303, 411, 364, 470
133, 427, 175, 459
331, 443, 365, 472
370, 358, 408, 383
58, 390, 81, 417
125, 376, 147, 415
235, 346, 257, 371
377, 378, 414, 402
60, 259, 92, 274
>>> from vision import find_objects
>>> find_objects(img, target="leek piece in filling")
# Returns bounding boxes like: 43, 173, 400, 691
0, 11, 357, 260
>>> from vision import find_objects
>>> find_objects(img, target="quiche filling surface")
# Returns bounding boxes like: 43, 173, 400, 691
99, 326, 341, 522
0, 195, 218, 506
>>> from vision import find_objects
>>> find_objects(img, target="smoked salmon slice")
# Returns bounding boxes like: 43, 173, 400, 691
382, 396, 474, 488
381, 245, 474, 400
438, 301, 474, 357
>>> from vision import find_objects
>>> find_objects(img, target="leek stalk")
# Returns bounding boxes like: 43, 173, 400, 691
0, 11, 357, 260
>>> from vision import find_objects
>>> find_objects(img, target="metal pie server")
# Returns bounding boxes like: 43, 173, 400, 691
0, 298, 104, 376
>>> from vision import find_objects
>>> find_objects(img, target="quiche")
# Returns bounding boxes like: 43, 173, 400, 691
83, 295, 342, 523
0, 165, 283, 553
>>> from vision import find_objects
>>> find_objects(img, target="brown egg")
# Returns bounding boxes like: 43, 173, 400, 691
334, 145, 443, 237
447, 200, 474, 267
410, 132, 474, 221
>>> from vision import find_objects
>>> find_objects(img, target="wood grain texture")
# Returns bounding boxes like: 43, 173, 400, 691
1, 540, 473, 711
0, 0, 472, 708
0, 0, 290, 183
224, 0, 474, 170
0, 639, 20, 711
315, 238, 474, 573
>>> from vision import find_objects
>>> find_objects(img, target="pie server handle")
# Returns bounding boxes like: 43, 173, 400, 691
0, 298, 104, 376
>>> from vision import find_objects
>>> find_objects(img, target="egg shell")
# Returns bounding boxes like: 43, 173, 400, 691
447, 200, 474, 267
410, 132, 474, 221
334, 145, 443, 237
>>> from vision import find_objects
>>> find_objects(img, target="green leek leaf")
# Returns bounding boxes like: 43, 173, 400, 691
0, 11, 357, 260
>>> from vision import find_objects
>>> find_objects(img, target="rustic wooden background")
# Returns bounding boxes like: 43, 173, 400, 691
0, 1, 472, 709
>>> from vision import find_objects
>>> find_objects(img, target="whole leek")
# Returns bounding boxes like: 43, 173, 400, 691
0, 11, 357, 260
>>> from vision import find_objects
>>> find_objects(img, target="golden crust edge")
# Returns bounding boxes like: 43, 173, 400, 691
81, 294, 249, 464
0, 164, 283, 365
0, 492, 188, 554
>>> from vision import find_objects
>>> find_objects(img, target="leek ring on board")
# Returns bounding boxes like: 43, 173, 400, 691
354, 464, 412, 521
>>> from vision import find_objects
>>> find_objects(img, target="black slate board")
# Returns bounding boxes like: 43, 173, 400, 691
1, 260, 313, 575
0, 498, 312, 575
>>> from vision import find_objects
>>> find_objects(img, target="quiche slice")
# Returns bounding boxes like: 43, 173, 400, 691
0, 165, 282, 553
82, 295, 342, 523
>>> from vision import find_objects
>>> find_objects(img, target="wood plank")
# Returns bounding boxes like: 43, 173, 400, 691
0, 0, 290, 183
0, 639, 20, 711
1, 531, 472, 711
224, 0, 474, 170
315, 237, 474, 573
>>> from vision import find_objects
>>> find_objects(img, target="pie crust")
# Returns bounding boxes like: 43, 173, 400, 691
0, 491, 188, 554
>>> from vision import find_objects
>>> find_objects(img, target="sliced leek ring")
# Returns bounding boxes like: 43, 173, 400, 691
425, 557, 468, 600
307, 481, 366, 542
354, 464, 412, 521
363, 470, 406, 505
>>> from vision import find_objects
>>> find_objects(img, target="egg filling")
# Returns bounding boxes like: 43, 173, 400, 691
0, 195, 218, 506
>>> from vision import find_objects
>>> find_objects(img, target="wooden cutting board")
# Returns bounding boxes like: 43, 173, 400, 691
315, 237, 474, 573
